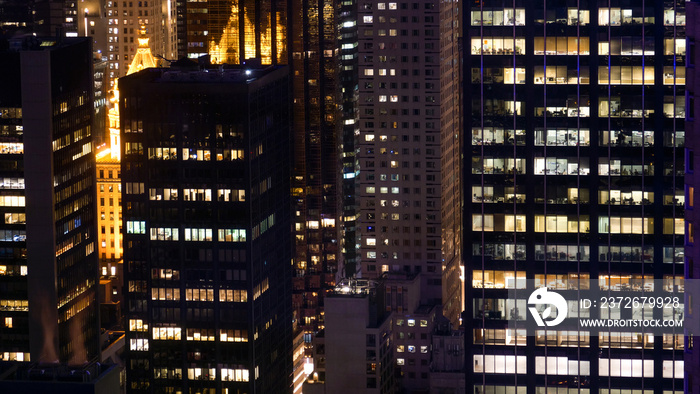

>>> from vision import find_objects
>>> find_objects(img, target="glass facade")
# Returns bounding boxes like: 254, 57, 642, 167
120, 66, 292, 393
175, 0, 340, 369
439, 0, 463, 326
176, 0, 286, 64
684, 2, 700, 393
0, 38, 99, 364
464, 1, 685, 391
289, 0, 340, 340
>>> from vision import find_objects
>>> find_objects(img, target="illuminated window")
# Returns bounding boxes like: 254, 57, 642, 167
182, 148, 211, 161
152, 327, 182, 340
598, 358, 654, 377
0, 196, 25, 207
664, 218, 685, 235
219, 329, 248, 342
689, 187, 695, 208
150, 227, 179, 241
218, 229, 246, 242
126, 220, 146, 234
129, 338, 149, 351
473, 355, 527, 374
220, 368, 249, 382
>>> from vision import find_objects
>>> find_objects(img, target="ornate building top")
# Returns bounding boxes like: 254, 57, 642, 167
127, 27, 157, 75
100, 27, 157, 162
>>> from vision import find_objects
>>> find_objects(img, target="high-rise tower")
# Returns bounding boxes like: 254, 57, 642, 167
462, 1, 686, 392
120, 64, 292, 393
339, 0, 442, 298
684, 1, 700, 393
0, 36, 99, 364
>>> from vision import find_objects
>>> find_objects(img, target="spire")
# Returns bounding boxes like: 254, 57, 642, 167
127, 26, 157, 75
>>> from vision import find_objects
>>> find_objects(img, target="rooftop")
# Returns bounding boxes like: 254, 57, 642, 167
0, 361, 117, 384
3, 35, 90, 52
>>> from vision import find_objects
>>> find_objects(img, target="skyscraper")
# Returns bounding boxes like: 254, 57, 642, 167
0, 36, 99, 364
119, 63, 292, 393
463, 1, 686, 392
288, 0, 340, 344
340, 0, 442, 296
174, 0, 340, 353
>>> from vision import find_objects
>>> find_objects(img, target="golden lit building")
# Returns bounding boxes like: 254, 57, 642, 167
175, 0, 286, 64
96, 32, 157, 324
105, 0, 177, 87
95, 86, 123, 319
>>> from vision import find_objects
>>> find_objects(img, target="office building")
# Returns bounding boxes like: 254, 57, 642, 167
463, 1, 686, 392
0, 36, 99, 363
340, 0, 441, 295
685, 2, 700, 394
119, 63, 292, 393
288, 0, 340, 346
